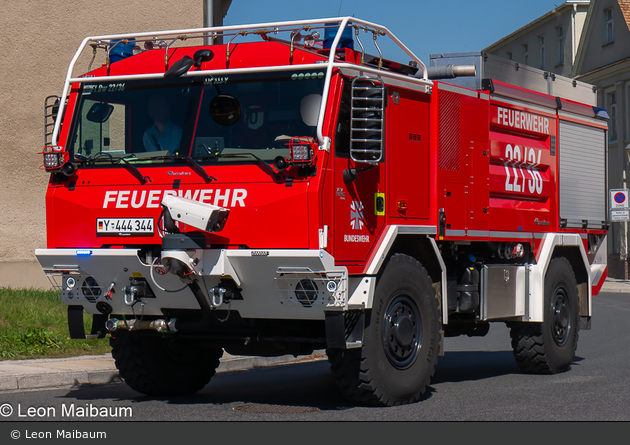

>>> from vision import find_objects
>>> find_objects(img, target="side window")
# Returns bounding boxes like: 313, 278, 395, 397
72, 99, 127, 158
107, 104, 126, 154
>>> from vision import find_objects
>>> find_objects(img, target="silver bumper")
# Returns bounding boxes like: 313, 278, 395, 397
35, 248, 350, 320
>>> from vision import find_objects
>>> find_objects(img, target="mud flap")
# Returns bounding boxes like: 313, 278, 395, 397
325, 309, 364, 349
67, 305, 108, 339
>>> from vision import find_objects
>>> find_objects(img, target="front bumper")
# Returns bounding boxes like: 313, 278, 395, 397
35, 248, 349, 320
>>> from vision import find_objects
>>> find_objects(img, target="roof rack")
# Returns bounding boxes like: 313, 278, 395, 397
52, 17, 433, 148
430, 51, 596, 106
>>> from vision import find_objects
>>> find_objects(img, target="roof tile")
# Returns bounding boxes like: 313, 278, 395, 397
620, 0, 630, 31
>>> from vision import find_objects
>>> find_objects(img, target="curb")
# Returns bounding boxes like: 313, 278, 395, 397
601, 280, 630, 293
0, 355, 119, 392
0, 351, 327, 393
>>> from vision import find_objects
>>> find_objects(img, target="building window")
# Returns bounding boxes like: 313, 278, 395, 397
507, 51, 512, 61
557, 26, 564, 65
523, 43, 529, 65
605, 8, 614, 44
609, 92, 617, 141
539, 36, 545, 70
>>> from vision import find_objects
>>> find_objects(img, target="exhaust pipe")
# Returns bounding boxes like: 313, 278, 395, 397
423, 64, 476, 80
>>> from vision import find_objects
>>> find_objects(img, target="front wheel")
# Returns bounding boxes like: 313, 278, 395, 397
111, 331, 223, 396
510, 256, 580, 374
328, 254, 440, 406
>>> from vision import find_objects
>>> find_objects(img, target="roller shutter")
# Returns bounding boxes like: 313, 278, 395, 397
558, 120, 607, 229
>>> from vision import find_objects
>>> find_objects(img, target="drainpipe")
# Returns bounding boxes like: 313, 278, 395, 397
203, 0, 215, 45
204, 0, 232, 45
572, 3, 577, 68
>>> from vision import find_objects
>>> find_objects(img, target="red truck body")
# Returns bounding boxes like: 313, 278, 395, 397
37, 18, 608, 406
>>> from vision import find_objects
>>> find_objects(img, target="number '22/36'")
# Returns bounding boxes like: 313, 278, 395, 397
504, 144, 543, 195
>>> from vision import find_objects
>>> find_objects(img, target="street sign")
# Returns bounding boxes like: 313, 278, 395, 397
610, 189, 630, 221
611, 210, 630, 221
610, 189, 629, 209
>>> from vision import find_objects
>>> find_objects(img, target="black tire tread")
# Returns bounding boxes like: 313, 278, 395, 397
509, 256, 579, 374
111, 332, 222, 396
327, 254, 440, 406
510, 323, 552, 374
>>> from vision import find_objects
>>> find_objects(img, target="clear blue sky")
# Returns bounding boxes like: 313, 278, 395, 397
223, 0, 564, 63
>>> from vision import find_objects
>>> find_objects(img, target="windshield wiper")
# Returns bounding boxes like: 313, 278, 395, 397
212, 153, 282, 181
117, 157, 151, 184
85, 153, 150, 185
175, 155, 216, 183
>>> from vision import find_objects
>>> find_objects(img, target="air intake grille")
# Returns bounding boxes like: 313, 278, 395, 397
438, 91, 461, 171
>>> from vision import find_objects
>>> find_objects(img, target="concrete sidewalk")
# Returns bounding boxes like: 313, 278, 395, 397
600, 277, 630, 293
0, 351, 327, 393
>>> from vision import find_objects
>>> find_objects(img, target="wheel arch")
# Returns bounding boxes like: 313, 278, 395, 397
551, 245, 589, 287
389, 235, 443, 285
529, 234, 591, 322
365, 227, 447, 323
551, 245, 590, 320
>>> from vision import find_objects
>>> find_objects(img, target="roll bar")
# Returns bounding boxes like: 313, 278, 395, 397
51, 17, 432, 149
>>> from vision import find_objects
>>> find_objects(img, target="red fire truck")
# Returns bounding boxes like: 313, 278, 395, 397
37, 17, 609, 406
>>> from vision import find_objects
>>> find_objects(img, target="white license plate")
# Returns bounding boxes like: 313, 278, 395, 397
97, 218, 154, 235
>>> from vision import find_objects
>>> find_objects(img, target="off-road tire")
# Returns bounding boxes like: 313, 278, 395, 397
110, 331, 223, 396
327, 254, 440, 406
510, 256, 579, 374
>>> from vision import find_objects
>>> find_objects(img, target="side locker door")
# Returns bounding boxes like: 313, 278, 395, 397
436, 85, 471, 236
458, 91, 490, 231
387, 87, 431, 220
468, 139, 490, 228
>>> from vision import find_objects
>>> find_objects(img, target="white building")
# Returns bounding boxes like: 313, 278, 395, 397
485, 0, 630, 278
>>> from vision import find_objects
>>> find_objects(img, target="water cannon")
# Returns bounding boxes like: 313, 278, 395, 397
161, 195, 229, 233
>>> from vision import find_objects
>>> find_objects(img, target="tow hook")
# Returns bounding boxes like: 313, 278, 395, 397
123, 285, 142, 306
209, 286, 229, 308
122, 279, 153, 306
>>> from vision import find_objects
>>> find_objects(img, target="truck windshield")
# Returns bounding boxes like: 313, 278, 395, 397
68, 70, 326, 164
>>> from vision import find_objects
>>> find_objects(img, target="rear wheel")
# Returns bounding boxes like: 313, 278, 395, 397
510, 256, 579, 374
328, 254, 440, 406
110, 331, 223, 396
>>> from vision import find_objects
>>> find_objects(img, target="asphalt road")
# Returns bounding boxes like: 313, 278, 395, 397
1, 291, 629, 423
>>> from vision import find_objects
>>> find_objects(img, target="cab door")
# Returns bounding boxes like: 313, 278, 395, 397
331, 77, 386, 265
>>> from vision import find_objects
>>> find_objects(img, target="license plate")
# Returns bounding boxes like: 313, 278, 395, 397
97, 218, 154, 235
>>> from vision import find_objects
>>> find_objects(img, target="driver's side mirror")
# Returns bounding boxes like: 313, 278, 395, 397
86, 103, 114, 123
